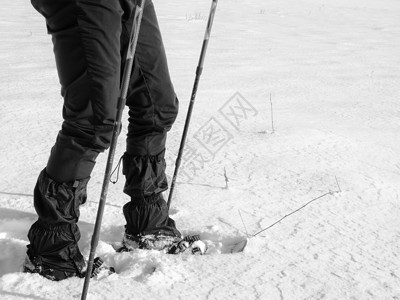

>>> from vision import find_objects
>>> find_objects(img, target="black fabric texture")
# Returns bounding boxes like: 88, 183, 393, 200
122, 150, 168, 198
123, 194, 181, 237
27, 221, 85, 274
27, 169, 88, 274
33, 169, 89, 224
32, 0, 123, 182
46, 132, 100, 182
122, 0, 179, 142
122, 151, 180, 237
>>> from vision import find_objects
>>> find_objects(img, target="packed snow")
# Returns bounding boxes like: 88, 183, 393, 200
1, 0, 400, 299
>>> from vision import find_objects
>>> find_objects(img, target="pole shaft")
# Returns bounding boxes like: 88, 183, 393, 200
81, 1, 145, 299
167, 0, 218, 210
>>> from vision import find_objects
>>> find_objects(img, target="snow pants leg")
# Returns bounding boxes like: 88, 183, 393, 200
27, 0, 123, 275
37, 0, 124, 183
121, 1, 180, 237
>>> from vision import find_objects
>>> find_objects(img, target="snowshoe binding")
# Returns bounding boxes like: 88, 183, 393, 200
167, 235, 207, 255
115, 233, 207, 255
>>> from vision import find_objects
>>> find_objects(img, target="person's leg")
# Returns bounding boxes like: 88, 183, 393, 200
26, 0, 123, 280
44, 0, 123, 183
120, 0, 180, 245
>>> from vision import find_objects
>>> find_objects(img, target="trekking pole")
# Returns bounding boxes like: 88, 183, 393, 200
81, 1, 146, 299
167, 0, 218, 210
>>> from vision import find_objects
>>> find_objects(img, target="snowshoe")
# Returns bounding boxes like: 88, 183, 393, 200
115, 233, 207, 255
116, 233, 181, 252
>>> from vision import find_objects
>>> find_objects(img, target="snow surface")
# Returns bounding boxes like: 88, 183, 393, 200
1, 0, 400, 299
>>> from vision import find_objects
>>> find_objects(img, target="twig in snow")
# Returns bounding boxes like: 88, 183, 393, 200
238, 210, 250, 237
223, 167, 229, 189
334, 176, 342, 193
252, 191, 332, 237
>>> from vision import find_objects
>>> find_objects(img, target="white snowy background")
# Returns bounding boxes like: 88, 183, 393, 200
1, 0, 400, 299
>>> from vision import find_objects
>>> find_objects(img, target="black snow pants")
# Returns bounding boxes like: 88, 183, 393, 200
27, 0, 180, 274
